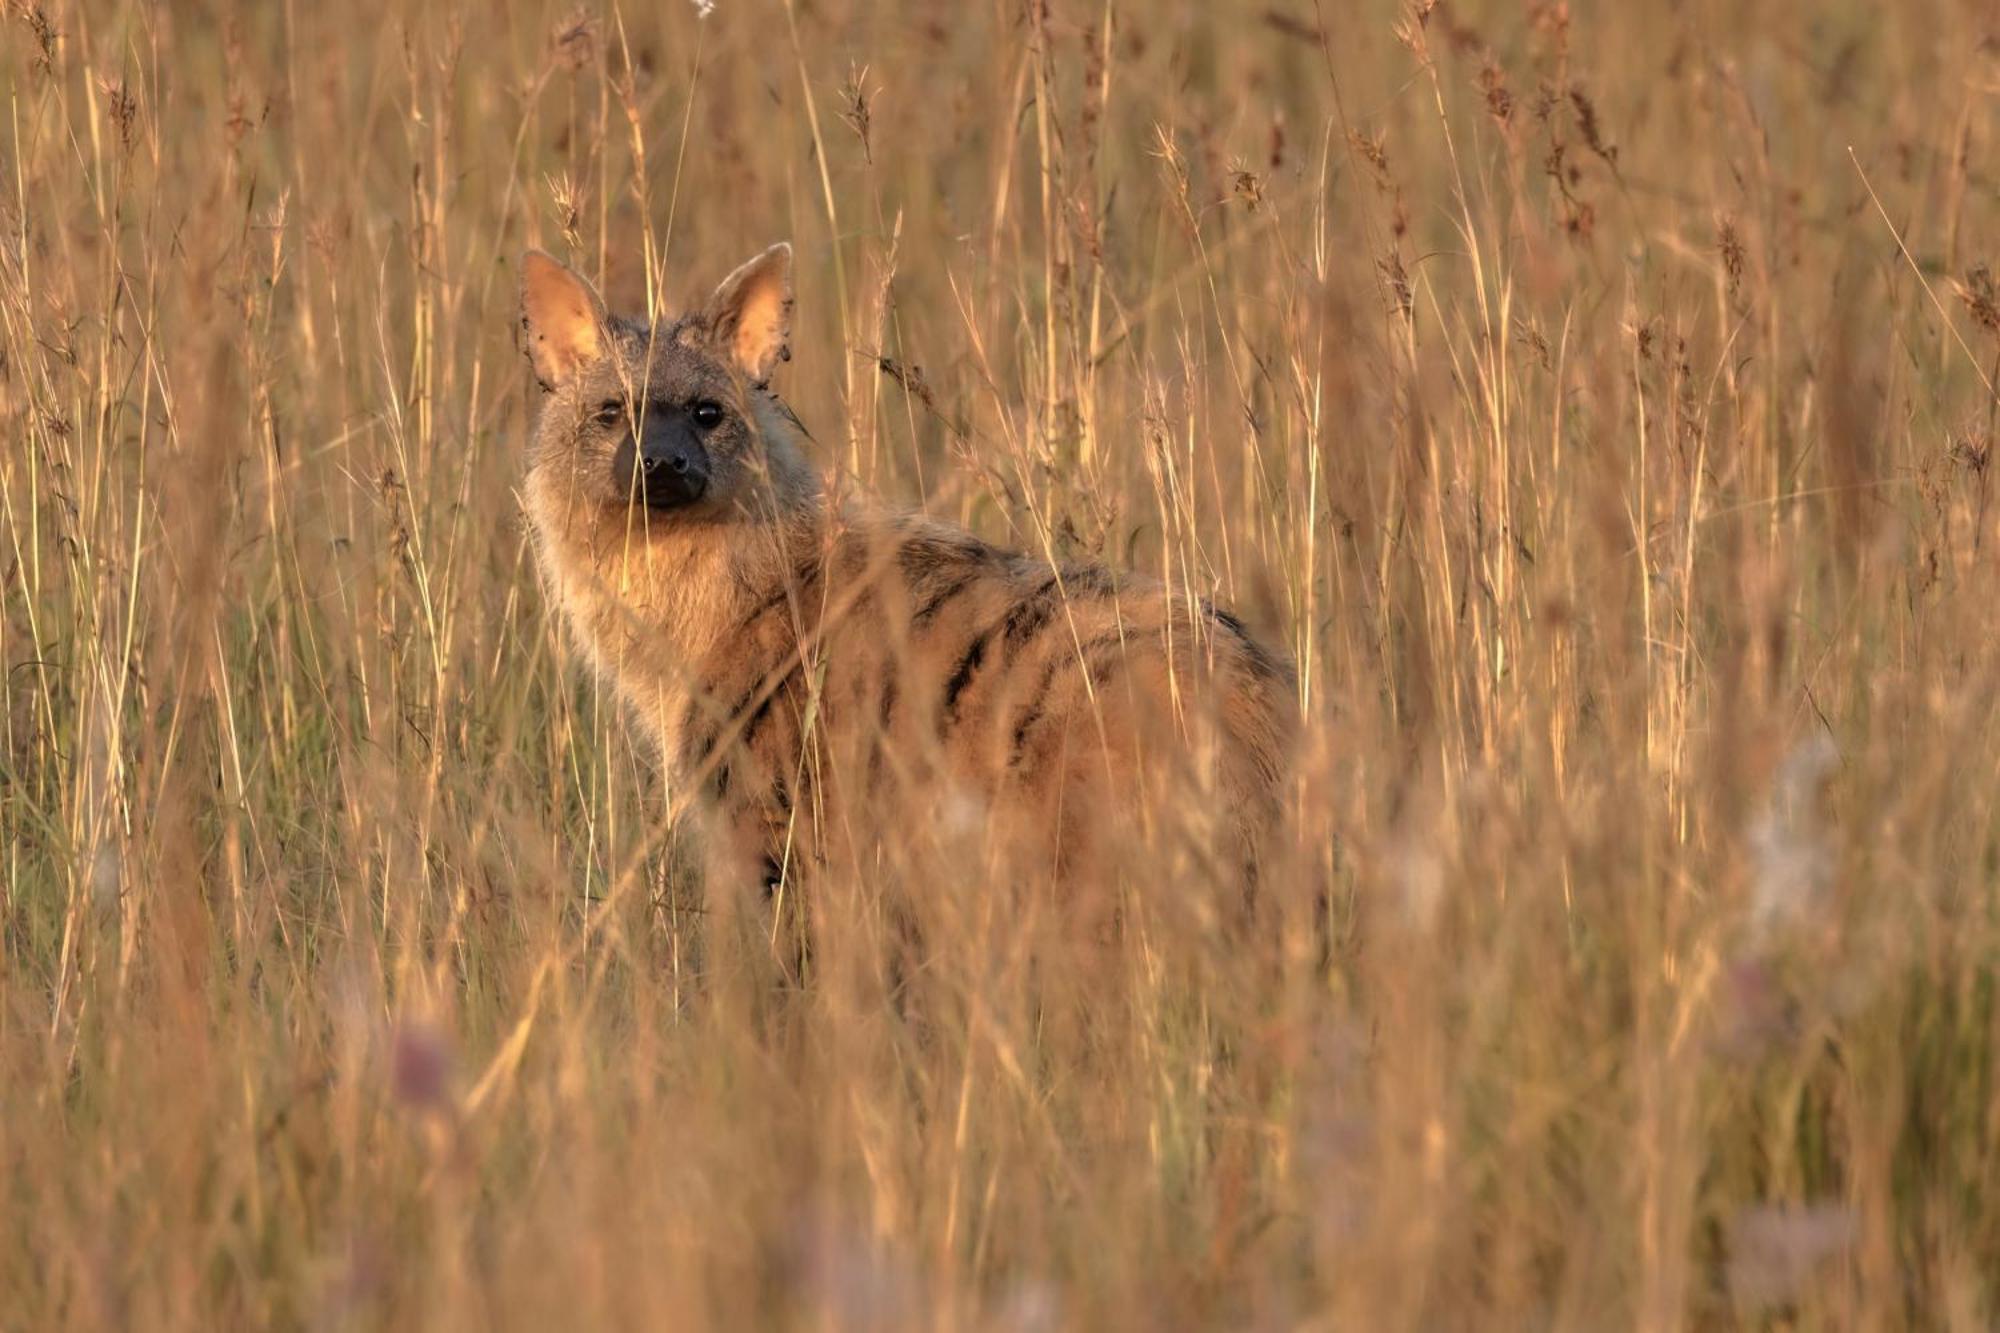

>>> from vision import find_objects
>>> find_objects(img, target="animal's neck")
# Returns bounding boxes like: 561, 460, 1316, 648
531, 512, 716, 745
557, 491, 834, 753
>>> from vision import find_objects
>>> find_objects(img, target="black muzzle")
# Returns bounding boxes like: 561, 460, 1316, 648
614, 413, 710, 510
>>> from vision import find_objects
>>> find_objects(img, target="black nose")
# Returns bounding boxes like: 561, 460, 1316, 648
619, 427, 710, 510
645, 449, 693, 479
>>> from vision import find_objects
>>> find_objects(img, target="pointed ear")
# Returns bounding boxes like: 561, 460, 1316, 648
519, 250, 609, 390
702, 242, 793, 384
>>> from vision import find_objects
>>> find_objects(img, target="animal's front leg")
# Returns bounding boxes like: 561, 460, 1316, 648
701, 797, 808, 986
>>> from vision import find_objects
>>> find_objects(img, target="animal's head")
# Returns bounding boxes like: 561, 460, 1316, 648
517, 243, 817, 531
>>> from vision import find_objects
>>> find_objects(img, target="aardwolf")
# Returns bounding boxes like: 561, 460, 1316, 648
518, 243, 1292, 935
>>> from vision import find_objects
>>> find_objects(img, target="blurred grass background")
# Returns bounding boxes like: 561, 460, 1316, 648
4, 0, 2000, 1326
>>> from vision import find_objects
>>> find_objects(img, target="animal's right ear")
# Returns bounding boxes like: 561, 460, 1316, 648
519, 250, 609, 391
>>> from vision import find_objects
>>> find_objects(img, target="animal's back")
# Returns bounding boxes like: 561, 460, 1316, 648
676, 511, 1296, 889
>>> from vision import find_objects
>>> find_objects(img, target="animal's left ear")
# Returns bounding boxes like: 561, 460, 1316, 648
702, 242, 793, 385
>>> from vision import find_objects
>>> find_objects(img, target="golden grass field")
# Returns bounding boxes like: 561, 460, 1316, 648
5, 0, 2000, 1326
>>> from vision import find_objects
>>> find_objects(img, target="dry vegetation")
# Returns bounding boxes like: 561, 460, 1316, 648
4, 0, 2000, 1326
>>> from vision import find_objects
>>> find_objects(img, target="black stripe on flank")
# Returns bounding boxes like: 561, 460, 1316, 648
1000, 565, 1117, 651
752, 581, 795, 620
999, 574, 1063, 646
741, 690, 780, 750
1007, 651, 1072, 769
1205, 601, 1293, 685
900, 532, 1008, 629
941, 630, 992, 723
737, 555, 822, 635
682, 699, 721, 770
1079, 629, 1132, 683
739, 658, 804, 751
1005, 607, 1126, 772
911, 570, 982, 628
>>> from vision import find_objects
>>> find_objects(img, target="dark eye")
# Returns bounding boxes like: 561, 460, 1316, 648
690, 400, 724, 429
592, 399, 624, 428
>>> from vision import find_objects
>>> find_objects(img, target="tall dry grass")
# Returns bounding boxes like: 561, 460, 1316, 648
3, 0, 1999, 1326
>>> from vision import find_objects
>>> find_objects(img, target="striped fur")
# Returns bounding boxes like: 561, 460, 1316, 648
519, 246, 1295, 912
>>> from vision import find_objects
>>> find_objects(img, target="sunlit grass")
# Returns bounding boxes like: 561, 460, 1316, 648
3, 0, 1998, 1326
